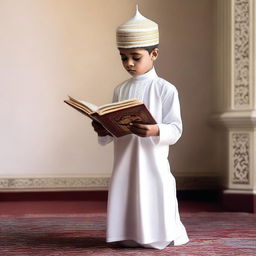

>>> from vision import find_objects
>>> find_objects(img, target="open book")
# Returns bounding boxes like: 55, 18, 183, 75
64, 96, 156, 137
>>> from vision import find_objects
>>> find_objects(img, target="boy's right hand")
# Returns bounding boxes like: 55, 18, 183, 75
91, 120, 112, 137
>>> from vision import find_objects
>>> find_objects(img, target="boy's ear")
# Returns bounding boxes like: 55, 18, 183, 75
151, 48, 159, 61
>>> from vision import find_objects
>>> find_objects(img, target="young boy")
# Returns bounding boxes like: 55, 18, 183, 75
92, 7, 189, 250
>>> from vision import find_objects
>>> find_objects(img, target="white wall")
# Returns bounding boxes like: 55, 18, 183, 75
0, 0, 220, 183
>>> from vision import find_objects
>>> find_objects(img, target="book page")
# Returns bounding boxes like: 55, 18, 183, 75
97, 98, 140, 114
68, 96, 98, 113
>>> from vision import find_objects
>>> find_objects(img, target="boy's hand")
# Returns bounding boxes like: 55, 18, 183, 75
128, 123, 159, 137
91, 120, 112, 137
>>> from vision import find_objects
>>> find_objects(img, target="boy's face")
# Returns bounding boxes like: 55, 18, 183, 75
119, 47, 159, 77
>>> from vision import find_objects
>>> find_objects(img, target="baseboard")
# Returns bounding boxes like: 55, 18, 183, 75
2, 188, 255, 213
0, 191, 108, 201
222, 189, 256, 213
177, 189, 221, 202
175, 174, 222, 190
0, 190, 221, 202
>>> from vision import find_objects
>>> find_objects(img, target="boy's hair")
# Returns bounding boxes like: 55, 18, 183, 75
142, 44, 159, 54
118, 44, 159, 54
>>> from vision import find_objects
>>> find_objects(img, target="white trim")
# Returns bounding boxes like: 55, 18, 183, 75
212, 110, 256, 128
223, 189, 256, 194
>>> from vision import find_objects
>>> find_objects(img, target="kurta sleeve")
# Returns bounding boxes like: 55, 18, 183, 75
98, 135, 113, 145
154, 87, 183, 146
97, 88, 119, 145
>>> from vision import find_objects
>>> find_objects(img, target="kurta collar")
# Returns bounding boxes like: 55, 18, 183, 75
132, 67, 157, 81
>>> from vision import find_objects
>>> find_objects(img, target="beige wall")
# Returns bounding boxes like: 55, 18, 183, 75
0, 0, 220, 182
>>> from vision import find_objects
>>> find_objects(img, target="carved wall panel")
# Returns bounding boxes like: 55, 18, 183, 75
231, 132, 250, 185
0, 177, 110, 191
233, 0, 250, 109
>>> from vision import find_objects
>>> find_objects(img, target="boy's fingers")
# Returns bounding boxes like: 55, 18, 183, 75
129, 126, 147, 137
129, 122, 148, 130
92, 121, 107, 133
92, 120, 103, 129
92, 120, 100, 125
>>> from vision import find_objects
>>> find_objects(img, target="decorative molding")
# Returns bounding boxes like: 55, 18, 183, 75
223, 189, 256, 194
230, 132, 250, 185
0, 177, 110, 192
212, 110, 256, 128
0, 174, 222, 192
233, 0, 251, 109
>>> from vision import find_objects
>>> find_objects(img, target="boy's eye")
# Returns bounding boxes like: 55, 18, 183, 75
120, 56, 141, 62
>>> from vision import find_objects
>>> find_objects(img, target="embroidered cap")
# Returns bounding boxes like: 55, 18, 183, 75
116, 6, 159, 48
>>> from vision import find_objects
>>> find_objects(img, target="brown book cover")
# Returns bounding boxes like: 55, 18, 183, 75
64, 96, 156, 137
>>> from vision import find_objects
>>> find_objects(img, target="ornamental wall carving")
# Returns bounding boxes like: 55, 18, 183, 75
233, 0, 250, 108
0, 177, 110, 191
231, 133, 250, 184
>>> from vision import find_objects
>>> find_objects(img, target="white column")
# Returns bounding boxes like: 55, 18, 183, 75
215, 0, 256, 212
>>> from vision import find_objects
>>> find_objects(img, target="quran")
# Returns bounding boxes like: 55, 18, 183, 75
64, 96, 156, 137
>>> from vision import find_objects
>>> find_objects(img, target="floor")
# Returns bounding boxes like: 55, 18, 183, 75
0, 200, 255, 256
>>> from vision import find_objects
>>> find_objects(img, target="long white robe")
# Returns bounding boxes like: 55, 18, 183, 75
98, 67, 189, 249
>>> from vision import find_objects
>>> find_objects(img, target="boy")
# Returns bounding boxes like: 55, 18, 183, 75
92, 7, 189, 250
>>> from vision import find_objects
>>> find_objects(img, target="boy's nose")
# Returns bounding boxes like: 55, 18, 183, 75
127, 59, 134, 67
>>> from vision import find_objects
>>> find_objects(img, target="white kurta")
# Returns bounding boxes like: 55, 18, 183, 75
98, 67, 189, 249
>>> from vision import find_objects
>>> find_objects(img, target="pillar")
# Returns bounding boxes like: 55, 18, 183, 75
216, 0, 256, 212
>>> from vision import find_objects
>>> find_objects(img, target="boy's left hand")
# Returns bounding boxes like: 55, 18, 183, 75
128, 123, 159, 137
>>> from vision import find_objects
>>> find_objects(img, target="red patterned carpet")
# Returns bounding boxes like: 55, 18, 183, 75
0, 212, 255, 256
